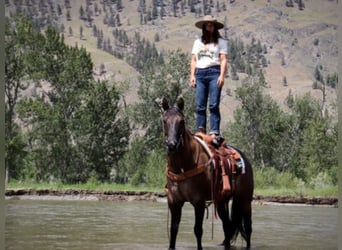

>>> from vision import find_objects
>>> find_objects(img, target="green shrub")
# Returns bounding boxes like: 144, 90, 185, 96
274, 171, 300, 189
254, 167, 278, 188
144, 150, 166, 187
309, 171, 333, 190
254, 167, 301, 189
86, 170, 100, 185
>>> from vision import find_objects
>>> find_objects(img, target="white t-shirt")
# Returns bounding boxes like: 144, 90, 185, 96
191, 38, 228, 69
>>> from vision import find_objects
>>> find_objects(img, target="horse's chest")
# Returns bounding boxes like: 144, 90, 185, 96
167, 175, 211, 203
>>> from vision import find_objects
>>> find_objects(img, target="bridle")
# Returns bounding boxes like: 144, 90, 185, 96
162, 106, 185, 153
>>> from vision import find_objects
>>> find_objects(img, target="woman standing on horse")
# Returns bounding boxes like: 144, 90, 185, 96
190, 15, 228, 144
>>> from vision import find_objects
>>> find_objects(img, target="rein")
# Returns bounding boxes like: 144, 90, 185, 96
165, 134, 216, 240
165, 132, 213, 182
166, 158, 212, 182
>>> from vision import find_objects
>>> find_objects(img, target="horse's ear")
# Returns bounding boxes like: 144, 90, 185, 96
176, 96, 184, 111
161, 97, 169, 111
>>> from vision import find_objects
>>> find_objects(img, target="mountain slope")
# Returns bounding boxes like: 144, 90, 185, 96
5, 0, 338, 124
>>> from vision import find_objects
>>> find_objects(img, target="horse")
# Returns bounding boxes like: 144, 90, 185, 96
161, 97, 254, 250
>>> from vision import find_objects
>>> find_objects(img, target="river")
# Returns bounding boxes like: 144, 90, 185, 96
5, 199, 337, 249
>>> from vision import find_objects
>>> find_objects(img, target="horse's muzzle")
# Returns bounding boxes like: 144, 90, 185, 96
166, 139, 180, 153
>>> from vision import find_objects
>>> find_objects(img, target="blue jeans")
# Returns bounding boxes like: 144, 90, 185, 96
195, 65, 222, 135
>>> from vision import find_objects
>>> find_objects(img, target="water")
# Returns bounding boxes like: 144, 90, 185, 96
5, 200, 337, 250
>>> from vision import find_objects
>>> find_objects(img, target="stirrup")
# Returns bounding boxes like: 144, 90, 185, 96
212, 135, 223, 148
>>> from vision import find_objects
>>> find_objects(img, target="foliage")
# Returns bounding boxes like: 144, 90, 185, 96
5, 15, 43, 182
228, 37, 268, 79
226, 78, 295, 171
115, 136, 149, 184
73, 81, 131, 182
132, 49, 195, 150
5, 14, 337, 192
309, 172, 334, 190
226, 79, 337, 185
115, 49, 195, 186
227, 78, 337, 184
144, 149, 166, 187
6, 16, 130, 184
253, 168, 301, 189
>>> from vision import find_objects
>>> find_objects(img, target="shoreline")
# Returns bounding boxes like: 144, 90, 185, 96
5, 189, 338, 207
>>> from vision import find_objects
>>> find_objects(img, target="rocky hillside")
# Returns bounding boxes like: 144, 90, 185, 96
5, 0, 338, 123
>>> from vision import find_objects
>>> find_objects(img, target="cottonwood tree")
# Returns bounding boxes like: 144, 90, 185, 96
14, 22, 130, 183
122, 50, 195, 185
5, 16, 44, 182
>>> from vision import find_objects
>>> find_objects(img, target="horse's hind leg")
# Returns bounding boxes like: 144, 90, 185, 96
242, 202, 252, 248
169, 201, 184, 250
217, 201, 231, 248
193, 202, 205, 250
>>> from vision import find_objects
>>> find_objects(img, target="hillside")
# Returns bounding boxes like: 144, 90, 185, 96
5, 0, 338, 126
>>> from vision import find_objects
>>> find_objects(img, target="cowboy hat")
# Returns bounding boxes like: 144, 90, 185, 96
195, 15, 224, 29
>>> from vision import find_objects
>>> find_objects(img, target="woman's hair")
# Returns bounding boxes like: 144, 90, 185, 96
201, 24, 221, 44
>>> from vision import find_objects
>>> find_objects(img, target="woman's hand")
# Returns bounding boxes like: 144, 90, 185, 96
218, 53, 227, 89
190, 75, 196, 88
217, 75, 224, 88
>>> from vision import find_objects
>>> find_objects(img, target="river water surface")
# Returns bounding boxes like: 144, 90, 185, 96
5, 199, 337, 250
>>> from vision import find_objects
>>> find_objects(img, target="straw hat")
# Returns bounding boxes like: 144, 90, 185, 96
195, 15, 224, 29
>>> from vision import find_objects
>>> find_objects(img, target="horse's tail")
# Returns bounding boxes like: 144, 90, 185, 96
229, 197, 248, 244
228, 148, 253, 246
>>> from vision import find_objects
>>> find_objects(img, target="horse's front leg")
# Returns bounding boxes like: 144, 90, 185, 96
193, 201, 206, 250
168, 201, 184, 250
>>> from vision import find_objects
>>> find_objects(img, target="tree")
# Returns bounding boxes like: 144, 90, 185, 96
8, 18, 132, 184
80, 25, 83, 39
314, 65, 323, 83
133, 49, 195, 149
283, 76, 288, 86
17, 26, 94, 183
299, 116, 337, 182
326, 73, 338, 89
227, 79, 293, 170
285, 93, 325, 178
123, 50, 195, 185
79, 5, 85, 20
66, 9, 71, 21
5, 16, 44, 182
298, 0, 305, 10
74, 81, 131, 182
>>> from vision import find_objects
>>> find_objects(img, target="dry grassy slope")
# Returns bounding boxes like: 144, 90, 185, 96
11, 0, 337, 124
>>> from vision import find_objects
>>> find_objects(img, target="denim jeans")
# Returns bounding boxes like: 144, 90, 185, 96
195, 65, 222, 135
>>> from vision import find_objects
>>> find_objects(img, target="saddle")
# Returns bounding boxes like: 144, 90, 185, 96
194, 132, 245, 201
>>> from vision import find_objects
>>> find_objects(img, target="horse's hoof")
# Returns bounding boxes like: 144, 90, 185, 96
218, 239, 231, 249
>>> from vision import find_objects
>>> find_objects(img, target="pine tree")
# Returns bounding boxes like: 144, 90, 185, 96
283, 76, 288, 86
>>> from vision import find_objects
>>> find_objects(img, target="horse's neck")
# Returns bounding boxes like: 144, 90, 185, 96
167, 128, 198, 173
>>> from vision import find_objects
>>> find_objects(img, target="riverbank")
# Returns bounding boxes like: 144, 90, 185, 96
5, 188, 338, 207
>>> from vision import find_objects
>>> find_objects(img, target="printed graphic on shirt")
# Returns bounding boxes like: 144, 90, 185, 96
197, 45, 216, 60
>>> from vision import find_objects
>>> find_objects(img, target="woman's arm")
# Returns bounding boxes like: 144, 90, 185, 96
217, 53, 227, 88
190, 54, 197, 88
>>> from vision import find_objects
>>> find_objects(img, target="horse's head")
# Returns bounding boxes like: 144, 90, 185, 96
161, 97, 185, 153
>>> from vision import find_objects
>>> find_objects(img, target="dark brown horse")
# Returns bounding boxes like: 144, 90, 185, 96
161, 97, 254, 250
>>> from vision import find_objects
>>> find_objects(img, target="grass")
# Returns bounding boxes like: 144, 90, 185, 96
6, 181, 338, 197
254, 186, 338, 197
5, 181, 164, 193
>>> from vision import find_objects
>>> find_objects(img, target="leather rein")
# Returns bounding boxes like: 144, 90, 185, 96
166, 135, 213, 182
